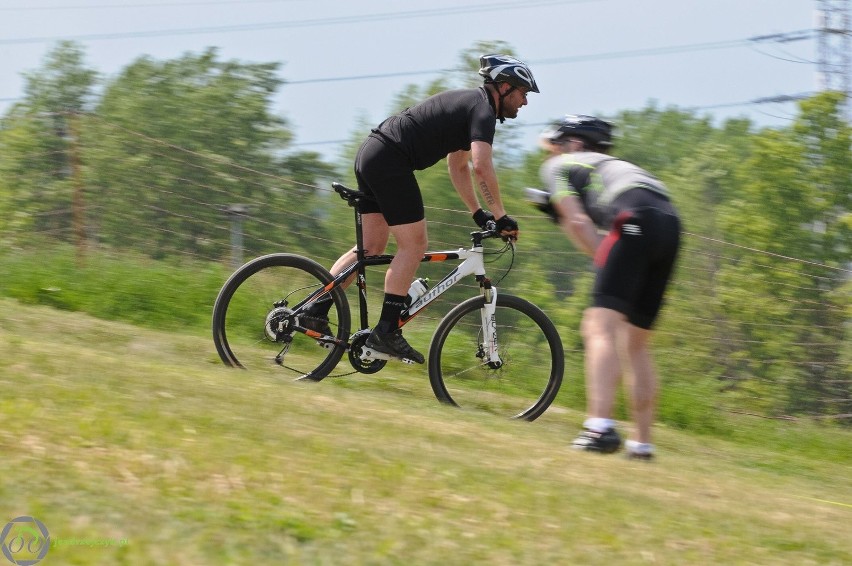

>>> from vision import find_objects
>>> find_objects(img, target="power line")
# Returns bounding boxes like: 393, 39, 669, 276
1, 36, 816, 115
288, 93, 815, 148
0, 0, 599, 44
0, 0, 303, 9
285, 31, 815, 86
688, 92, 815, 111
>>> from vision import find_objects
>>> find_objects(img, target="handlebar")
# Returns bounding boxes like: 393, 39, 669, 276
471, 220, 516, 248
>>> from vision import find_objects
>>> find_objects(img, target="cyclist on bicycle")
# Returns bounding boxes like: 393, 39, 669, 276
533, 115, 681, 459
308, 54, 538, 364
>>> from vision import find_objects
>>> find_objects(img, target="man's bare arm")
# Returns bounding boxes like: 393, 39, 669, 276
470, 141, 506, 218
447, 149, 480, 213
555, 195, 601, 257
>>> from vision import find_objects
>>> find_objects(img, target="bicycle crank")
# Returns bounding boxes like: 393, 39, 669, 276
347, 329, 387, 374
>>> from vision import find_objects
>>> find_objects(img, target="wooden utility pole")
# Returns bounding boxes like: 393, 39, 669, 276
67, 111, 86, 266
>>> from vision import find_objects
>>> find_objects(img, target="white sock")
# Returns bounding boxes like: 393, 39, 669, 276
625, 440, 654, 455
583, 417, 616, 432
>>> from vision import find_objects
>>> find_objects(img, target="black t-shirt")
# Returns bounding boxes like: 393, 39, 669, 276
370, 87, 497, 170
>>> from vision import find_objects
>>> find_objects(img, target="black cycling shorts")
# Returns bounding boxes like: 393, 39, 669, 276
353, 135, 425, 226
592, 206, 681, 329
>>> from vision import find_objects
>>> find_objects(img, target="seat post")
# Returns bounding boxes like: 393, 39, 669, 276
332, 181, 372, 330
351, 196, 371, 331
354, 199, 367, 263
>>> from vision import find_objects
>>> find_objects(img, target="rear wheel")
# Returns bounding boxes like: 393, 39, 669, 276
212, 253, 350, 380
428, 294, 564, 421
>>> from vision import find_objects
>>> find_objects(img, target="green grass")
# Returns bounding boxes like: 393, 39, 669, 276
0, 298, 850, 565
0, 246, 231, 333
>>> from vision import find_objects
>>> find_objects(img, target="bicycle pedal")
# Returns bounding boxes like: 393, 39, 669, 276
360, 347, 417, 365
360, 347, 392, 362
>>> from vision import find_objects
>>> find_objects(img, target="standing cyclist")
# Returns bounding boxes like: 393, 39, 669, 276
533, 115, 681, 459
307, 54, 538, 364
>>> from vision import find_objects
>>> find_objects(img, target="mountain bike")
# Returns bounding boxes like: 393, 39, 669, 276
212, 182, 564, 421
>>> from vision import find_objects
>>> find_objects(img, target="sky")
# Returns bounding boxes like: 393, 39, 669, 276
0, 0, 821, 163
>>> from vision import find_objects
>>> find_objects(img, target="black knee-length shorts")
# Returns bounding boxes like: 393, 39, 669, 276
353, 135, 424, 226
592, 206, 681, 329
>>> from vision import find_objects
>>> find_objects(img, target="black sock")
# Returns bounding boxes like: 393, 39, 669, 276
375, 293, 407, 333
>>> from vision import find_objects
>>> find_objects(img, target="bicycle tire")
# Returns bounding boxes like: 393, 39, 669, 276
212, 253, 350, 381
428, 293, 564, 421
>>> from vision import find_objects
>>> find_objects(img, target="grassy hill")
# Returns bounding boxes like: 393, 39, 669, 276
0, 298, 849, 565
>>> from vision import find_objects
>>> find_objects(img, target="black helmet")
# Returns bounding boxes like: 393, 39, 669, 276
548, 114, 613, 147
478, 54, 540, 93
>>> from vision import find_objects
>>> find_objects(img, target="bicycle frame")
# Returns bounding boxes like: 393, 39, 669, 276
297, 184, 507, 365
307, 239, 504, 365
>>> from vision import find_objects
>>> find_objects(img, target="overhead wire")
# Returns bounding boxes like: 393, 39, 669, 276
1, 0, 306, 9
0, 25, 818, 119
0, 4, 822, 147
0, 0, 602, 44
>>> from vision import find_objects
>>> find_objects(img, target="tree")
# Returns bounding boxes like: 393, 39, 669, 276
715, 92, 851, 417
0, 41, 98, 245
85, 48, 334, 259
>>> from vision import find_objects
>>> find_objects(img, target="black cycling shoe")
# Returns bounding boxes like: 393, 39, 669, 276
571, 428, 622, 454
301, 314, 332, 337
365, 329, 425, 364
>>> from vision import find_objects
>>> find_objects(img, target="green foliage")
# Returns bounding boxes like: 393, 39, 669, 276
0, 112, 72, 241
86, 47, 319, 259
715, 92, 851, 417
21, 40, 99, 113
0, 245, 229, 333
0, 42, 98, 246
614, 103, 717, 173
2, 44, 338, 262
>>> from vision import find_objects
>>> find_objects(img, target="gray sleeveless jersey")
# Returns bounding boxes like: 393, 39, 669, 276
540, 151, 670, 228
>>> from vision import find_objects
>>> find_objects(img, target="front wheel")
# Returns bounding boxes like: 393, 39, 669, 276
428, 294, 564, 421
212, 253, 350, 380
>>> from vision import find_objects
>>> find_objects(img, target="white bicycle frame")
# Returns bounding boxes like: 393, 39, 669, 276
397, 239, 503, 365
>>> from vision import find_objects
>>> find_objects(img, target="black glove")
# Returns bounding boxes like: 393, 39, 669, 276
472, 208, 495, 229
495, 214, 519, 238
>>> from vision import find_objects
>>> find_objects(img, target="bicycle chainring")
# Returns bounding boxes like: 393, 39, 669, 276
347, 329, 387, 374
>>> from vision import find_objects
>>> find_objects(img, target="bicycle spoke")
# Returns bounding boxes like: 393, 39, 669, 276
212, 254, 350, 380
429, 294, 564, 421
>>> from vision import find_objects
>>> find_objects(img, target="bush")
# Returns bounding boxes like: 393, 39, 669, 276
0, 245, 231, 333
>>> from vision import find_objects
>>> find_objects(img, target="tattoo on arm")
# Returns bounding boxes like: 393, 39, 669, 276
478, 181, 495, 206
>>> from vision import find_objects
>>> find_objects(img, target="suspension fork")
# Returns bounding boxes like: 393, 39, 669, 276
478, 276, 502, 367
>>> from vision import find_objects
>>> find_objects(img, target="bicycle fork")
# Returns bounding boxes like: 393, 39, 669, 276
479, 280, 503, 369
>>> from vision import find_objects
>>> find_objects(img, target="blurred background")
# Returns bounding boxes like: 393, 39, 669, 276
0, 3, 850, 562
0, 0, 850, 425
